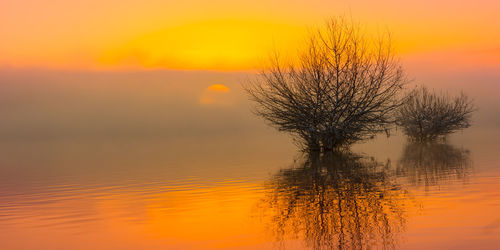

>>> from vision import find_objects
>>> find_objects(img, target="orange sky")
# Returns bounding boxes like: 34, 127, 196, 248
1, 0, 499, 70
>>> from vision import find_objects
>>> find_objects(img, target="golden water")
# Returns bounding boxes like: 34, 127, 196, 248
0, 69, 499, 249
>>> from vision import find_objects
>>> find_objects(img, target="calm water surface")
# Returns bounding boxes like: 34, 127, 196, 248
0, 69, 499, 249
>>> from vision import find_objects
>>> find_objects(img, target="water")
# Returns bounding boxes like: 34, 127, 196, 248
0, 68, 499, 249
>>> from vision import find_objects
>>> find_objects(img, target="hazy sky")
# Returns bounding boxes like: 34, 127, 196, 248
1, 0, 499, 70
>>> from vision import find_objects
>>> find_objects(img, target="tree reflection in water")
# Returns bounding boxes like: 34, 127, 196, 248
396, 142, 472, 188
260, 152, 408, 250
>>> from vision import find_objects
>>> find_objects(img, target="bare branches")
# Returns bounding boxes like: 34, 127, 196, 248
395, 86, 475, 141
246, 17, 407, 151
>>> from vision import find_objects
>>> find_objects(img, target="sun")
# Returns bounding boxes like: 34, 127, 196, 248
200, 84, 232, 105
207, 84, 230, 92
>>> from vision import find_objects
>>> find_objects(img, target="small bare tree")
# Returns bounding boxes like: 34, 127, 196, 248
246, 18, 407, 151
395, 87, 475, 141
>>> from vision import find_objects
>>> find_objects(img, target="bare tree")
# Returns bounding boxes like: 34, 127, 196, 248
246, 17, 407, 151
395, 87, 475, 141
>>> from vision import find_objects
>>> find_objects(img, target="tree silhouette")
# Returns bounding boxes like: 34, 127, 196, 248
246, 17, 407, 151
396, 87, 475, 141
